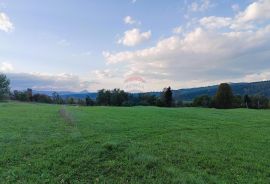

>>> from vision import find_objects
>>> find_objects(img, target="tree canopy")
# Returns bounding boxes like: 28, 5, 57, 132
215, 83, 233, 109
161, 87, 173, 107
0, 74, 10, 101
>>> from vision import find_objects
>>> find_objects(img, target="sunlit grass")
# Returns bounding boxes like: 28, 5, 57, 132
0, 102, 269, 183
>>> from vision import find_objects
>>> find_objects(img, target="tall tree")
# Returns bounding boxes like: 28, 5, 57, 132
0, 74, 10, 101
162, 87, 173, 107
96, 89, 111, 106
110, 89, 128, 106
215, 83, 234, 109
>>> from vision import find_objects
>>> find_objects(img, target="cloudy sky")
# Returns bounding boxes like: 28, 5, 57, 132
0, 0, 270, 92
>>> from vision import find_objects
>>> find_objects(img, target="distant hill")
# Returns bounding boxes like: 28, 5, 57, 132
61, 93, 97, 100
173, 80, 270, 101
33, 80, 270, 101
33, 90, 97, 99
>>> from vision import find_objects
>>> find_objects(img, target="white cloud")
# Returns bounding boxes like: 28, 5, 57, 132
124, 16, 134, 24
189, 0, 213, 12
200, 0, 270, 30
236, 0, 270, 23
172, 26, 183, 34
118, 28, 151, 47
131, 0, 137, 4
199, 16, 254, 31
243, 71, 270, 82
0, 62, 14, 72
104, 24, 270, 88
124, 16, 141, 25
100, 0, 270, 90
200, 16, 232, 29
0, 12, 14, 33
94, 69, 116, 79
7, 72, 96, 91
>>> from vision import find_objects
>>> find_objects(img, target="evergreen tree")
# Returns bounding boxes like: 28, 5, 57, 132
162, 87, 173, 107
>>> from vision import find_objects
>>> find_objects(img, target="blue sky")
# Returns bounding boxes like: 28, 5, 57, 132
0, 0, 270, 92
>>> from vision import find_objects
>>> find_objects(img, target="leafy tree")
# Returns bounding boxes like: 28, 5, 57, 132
249, 95, 269, 109
215, 83, 234, 109
193, 95, 212, 108
125, 94, 140, 106
96, 89, 111, 106
85, 95, 95, 106
96, 89, 128, 106
67, 97, 75, 105
52, 92, 64, 104
0, 74, 10, 101
110, 89, 128, 106
13, 90, 33, 102
32, 94, 52, 103
13, 90, 20, 100
232, 95, 242, 108
13, 90, 28, 101
138, 94, 158, 106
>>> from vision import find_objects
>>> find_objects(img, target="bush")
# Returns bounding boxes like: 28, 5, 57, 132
32, 94, 52, 103
249, 95, 269, 109
193, 95, 212, 108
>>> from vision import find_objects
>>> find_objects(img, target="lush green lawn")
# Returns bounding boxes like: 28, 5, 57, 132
0, 102, 269, 183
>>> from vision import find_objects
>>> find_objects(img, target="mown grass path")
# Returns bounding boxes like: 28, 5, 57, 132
0, 102, 269, 183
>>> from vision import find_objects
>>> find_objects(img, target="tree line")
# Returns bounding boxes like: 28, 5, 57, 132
7, 87, 174, 107
192, 83, 270, 109
0, 74, 269, 109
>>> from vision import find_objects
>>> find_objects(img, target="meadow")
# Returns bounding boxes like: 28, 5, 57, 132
0, 102, 269, 183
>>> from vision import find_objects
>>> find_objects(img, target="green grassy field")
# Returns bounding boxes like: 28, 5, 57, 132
0, 102, 269, 183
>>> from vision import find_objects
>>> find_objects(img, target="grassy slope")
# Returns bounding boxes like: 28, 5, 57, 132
0, 102, 269, 183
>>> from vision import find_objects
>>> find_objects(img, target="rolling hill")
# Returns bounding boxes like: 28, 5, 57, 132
173, 80, 270, 101
33, 80, 270, 101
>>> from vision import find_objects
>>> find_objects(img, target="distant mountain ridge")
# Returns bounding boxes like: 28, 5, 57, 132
33, 80, 270, 101
172, 80, 270, 101
33, 90, 97, 99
